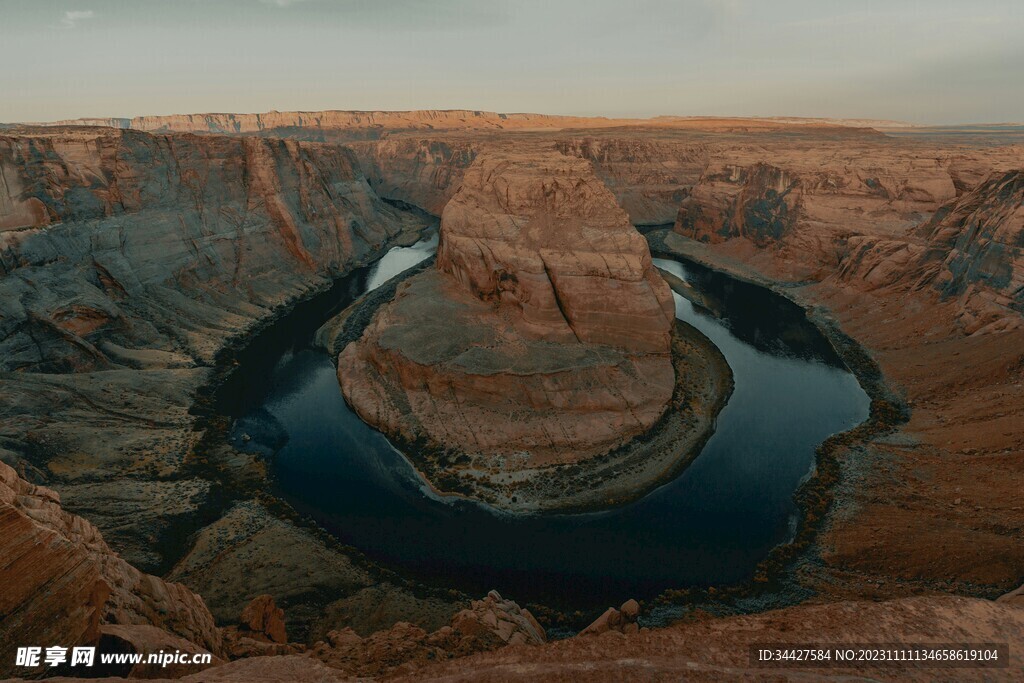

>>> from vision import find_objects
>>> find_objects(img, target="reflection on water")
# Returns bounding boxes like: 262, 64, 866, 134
220, 239, 870, 614
364, 233, 439, 292
662, 258, 845, 365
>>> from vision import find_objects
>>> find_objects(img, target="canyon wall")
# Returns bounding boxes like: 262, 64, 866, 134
0, 125, 434, 627
916, 169, 1024, 333
25, 109, 887, 138
554, 137, 707, 225
42, 117, 133, 129
639, 133, 1024, 603
349, 137, 479, 216
129, 110, 614, 136
669, 140, 1023, 330
0, 128, 418, 372
436, 153, 675, 352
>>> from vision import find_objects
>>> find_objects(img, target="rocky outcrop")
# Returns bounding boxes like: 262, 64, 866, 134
1, 462, 108, 672
221, 595, 302, 659
577, 598, 641, 637
915, 170, 1024, 333
339, 152, 681, 505
436, 153, 675, 352
239, 595, 288, 644
676, 162, 801, 246
0, 460, 221, 678
311, 590, 544, 678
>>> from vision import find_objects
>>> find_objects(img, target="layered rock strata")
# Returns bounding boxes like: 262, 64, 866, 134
0, 126, 452, 635
0, 460, 221, 676
338, 153, 732, 509
26, 109, 892, 139
915, 169, 1024, 333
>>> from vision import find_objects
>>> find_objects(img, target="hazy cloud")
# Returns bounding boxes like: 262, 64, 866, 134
3, 0, 1020, 123
61, 10, 95, 28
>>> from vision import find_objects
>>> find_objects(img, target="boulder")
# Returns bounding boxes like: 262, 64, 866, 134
997, 583, 1024, 608
239, 595, 288, 644
578, 599, 641, 637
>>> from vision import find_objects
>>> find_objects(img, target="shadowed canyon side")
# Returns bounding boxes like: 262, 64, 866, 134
337, 152, 732, 510
0, 126, 470, 646
916, 170, 1024, 333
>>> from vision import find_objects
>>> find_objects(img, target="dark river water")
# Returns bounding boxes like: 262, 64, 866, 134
216, 236, 870, 614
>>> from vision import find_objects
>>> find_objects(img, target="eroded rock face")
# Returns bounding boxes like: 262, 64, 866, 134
667, 144, 1023, 331
917, 170, 1024, 333
437, 153, 675, 352
0, 128, 420, 372
0, 127, 426, 580
676, 162, 801, 246
311, 590, 544, 678
0, 462, 109, 672
339, 152, 675, 476
554, 137, 704, 226
351, 137, 478, 216
129, 110, 618, 135
673, 149, 967, 246
0, 461, 221, 678
827, 169, 1024, 334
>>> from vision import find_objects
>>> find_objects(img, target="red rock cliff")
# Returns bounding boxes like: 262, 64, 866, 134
0, 461, 221, 677
339, 152, 675, 475
437, 153, 675, 353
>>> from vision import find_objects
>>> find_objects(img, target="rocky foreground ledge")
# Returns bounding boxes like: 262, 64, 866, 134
337, 152, 732, 510
5, 452, 1024, 681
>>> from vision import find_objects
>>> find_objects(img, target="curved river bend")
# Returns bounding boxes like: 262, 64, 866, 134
216, 235, 869, 613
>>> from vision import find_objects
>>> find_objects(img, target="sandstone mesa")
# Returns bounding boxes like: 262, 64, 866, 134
339, 151, 676, 463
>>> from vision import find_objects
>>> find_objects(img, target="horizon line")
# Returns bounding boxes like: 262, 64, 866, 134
8, 108, 1024, 129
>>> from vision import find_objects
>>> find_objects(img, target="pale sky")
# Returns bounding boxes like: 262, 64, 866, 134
2, 0, 1022, 124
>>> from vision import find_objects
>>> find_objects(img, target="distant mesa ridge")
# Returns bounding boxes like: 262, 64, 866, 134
19, 109, 910, 134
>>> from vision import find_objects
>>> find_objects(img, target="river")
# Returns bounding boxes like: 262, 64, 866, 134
216, 234, 870, 614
